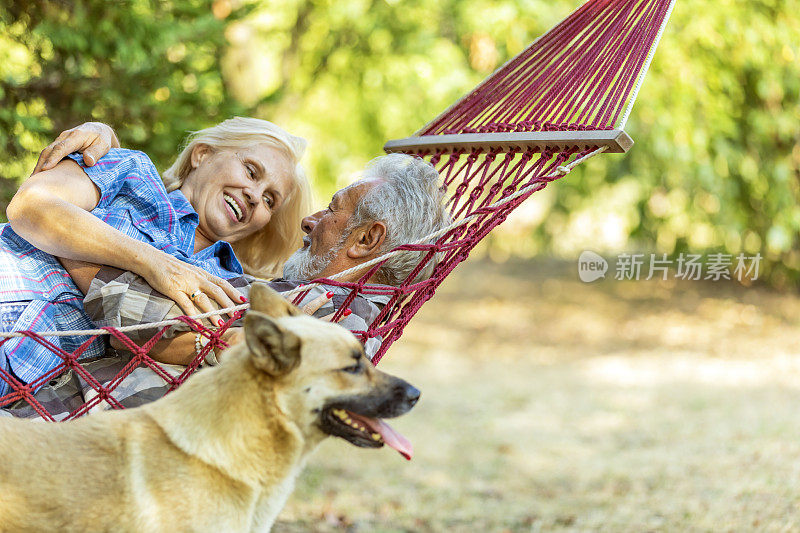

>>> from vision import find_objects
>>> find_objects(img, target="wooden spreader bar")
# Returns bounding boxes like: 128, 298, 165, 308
384, 129, 633, 155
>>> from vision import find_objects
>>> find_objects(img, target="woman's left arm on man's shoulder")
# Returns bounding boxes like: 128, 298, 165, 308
31, 122, 120, 175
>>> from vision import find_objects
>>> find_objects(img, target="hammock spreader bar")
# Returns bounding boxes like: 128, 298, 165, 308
384, 130, 634, 155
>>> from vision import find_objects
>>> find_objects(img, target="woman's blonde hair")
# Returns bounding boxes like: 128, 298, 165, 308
162, 117, 312, 278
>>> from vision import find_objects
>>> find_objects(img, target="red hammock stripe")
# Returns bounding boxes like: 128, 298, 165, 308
420, 0, 671, 136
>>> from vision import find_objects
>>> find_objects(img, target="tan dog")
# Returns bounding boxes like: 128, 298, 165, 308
0, 283, 419, 532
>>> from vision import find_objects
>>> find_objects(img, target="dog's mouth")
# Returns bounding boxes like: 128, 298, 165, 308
320, 407, 413, 460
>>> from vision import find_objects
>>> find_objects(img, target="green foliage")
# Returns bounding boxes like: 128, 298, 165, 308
541, 0, 800, 288
1, 0, 798, 287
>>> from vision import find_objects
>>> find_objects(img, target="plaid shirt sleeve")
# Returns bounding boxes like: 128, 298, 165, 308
83, 267, 248, 342
83, 268, 384, 359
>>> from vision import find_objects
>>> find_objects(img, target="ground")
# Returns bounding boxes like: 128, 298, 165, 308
274, 257, 800, 532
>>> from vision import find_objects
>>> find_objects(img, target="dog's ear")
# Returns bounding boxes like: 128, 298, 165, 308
244, 310, 301, 377
249, 282, 303, 318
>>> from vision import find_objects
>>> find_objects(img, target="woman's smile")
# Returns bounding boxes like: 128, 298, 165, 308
223, 193, 245, 222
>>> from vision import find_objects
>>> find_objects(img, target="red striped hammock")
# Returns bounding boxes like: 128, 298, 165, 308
0, 0, 675, 420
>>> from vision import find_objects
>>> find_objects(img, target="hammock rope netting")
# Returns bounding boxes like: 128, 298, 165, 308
0, 0, 674, 420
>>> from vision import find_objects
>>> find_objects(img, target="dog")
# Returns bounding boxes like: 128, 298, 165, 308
0, 283, 419, 532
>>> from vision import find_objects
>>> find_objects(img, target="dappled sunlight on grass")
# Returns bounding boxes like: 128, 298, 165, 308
275, 258, 800, 532
582, 353, 800, 389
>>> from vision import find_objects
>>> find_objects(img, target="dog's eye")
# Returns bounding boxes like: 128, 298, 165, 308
341, 364, 362, 374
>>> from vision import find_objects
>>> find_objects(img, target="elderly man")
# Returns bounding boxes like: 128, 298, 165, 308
3, 142, 451, 418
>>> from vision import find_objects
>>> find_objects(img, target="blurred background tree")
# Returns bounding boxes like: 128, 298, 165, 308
1, 0, 798, 287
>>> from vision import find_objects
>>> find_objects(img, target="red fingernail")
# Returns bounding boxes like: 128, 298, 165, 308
326, 291, 334, 298
218, 319, 225, 327
343, 308, 352, 317
240, 296, 248, 303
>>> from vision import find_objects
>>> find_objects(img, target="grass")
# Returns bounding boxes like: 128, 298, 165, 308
274, 257, 800, 532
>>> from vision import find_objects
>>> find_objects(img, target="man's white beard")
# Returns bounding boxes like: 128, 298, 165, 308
282, 245, 337, 281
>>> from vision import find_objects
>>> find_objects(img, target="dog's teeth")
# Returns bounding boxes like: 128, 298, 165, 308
371, 433, 381, 441
333, 410, 372, 433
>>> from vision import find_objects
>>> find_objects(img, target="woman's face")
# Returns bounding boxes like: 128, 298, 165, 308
181, 143, 294, 245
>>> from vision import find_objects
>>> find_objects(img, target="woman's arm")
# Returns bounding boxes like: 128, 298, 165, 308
60, 259, 240, 366
78, 265, 346, 368
8, 159, 242, 323
10, 159, 171, 275
127, 293, 338, 366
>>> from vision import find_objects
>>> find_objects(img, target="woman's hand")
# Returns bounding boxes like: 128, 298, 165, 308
32, 122, 120, 175
140, 253, 245, 326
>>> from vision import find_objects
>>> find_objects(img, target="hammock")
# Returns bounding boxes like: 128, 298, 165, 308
0, 0, 675, 420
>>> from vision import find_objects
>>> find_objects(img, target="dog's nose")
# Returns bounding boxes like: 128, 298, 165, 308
402, 383, 421, 407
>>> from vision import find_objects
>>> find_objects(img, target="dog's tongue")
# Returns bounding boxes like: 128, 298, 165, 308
348, 412, 413, 460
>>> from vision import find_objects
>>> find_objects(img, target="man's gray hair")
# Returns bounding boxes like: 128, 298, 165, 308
347, 154, 452, 286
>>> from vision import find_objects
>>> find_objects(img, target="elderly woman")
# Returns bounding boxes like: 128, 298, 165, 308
0, 117, 311, 396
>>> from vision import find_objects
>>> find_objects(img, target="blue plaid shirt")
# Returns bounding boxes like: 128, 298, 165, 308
0, 148, 243, 395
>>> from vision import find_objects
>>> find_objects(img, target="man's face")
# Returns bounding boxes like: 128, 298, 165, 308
283, 178, 383, 281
